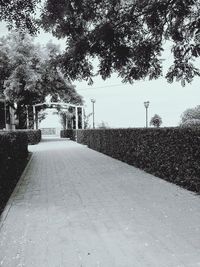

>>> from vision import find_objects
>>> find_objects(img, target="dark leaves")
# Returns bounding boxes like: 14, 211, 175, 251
0, 0, 40, 34
40, 0, 200, 85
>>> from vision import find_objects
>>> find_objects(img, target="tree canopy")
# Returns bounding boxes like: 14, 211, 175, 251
1, 0, 200, 86
40, 0, 200, 85
150, 114, 162, 127
180, 105, 200, 127
0, 0, 40, 34
0, 31, 83, 128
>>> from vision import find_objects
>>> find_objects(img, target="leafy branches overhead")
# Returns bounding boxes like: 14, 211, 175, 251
0, 0, 40, 33
41, 0, 200, 85
1, 0, 199, 85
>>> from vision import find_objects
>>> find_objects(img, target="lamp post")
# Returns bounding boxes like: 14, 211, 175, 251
4, 100, 6, 129
144, 101, 150, 128
91, 98, 96, 129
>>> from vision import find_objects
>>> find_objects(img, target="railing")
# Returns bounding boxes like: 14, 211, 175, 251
40, 128, 57, 135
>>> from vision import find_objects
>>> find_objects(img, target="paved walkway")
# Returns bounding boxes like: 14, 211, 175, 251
0, 138, 200, 267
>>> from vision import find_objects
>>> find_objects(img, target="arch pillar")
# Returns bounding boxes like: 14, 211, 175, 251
33, 105, 36, 129
75, 106, 78, 130
81, 107, 84, 129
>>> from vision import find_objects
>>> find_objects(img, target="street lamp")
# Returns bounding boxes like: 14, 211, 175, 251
144, 101, 150, 128
91, 98, 96, 129
4, 100, 6, 129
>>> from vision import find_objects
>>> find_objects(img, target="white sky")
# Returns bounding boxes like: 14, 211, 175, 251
1, 22, 200, 128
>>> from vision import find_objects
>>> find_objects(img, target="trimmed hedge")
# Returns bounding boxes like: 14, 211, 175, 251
60, 129, 76, 140
16, 129, 41, 145
0, 131, 28, 213
67, 128, 200, 193
0, 129, 41, 145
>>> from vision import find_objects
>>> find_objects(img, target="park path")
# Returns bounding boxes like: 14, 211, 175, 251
0, 137, 200, 267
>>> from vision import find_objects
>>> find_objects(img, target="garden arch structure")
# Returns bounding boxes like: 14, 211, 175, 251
32, 102, 84, 130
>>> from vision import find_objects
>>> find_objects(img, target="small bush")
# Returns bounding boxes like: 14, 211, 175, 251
16, 129, 41, 144
74, 128, 200, 193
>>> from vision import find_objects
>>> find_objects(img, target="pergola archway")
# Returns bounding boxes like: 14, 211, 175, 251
32, 102, 84, 130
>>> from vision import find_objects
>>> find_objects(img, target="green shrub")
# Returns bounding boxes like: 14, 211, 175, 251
1, 129, 41, 145
0, 131, 28, 213
74, 128, 200, 193
60, 129, 76, 140
16, 129, 41, 144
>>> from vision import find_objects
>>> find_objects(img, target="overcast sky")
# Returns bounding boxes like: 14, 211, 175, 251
1, 22, 200, 128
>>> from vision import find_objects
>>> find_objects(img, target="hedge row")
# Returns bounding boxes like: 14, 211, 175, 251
60, 129, 76, 140
16, 129, 41, 145
65, 128, 200, 193
0, 129, 41, 145
0, 131, 29, 213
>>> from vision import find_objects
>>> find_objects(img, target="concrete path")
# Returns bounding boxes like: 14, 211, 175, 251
0, 137, 200, 267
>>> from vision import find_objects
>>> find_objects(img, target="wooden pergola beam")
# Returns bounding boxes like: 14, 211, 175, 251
32, 102, 84, 130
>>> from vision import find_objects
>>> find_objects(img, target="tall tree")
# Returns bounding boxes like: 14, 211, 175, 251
150, 114, 162, 128
40, 0, 200, 85
0, 38, 12, 97
40, 41, 83, 105
1, 31, 44, 127
180, 105, 200, 127
1, 31, 83, 128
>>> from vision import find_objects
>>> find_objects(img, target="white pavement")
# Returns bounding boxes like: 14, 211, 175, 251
0, 137, 200, 267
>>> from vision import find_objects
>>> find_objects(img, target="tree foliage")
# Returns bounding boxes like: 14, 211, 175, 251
1, 1, 199, 85
0, 31, 83, 128
38, 40, 83, 105
97, 121, 110, 129
83, 111, 92, 129
150, 114, 162, 127
180, 105, 200, 127
40, 0, 200, 85
2, 32, 43, 104
0, 0, 40, 33
180, 118, 200, 127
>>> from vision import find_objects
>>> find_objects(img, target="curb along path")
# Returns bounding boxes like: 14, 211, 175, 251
0, 137, 200, 267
